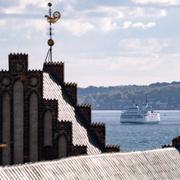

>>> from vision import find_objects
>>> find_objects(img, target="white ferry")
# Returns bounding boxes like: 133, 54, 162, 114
120, 104, 160, 124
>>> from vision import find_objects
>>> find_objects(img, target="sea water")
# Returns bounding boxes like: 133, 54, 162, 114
92, 110, 180, 152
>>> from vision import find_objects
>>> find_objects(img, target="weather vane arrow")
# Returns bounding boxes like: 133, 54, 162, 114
45, 2, 61, 62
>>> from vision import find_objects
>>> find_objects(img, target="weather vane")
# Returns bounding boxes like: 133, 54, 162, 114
45, 2, 61, 62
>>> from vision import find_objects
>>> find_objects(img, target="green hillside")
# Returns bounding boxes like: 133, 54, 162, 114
78, 82, 180, 110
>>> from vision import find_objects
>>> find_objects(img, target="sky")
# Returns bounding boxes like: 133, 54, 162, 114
0, 0, 180, 87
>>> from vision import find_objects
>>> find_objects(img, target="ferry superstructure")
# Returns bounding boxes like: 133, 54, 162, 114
120, 104, 160, 124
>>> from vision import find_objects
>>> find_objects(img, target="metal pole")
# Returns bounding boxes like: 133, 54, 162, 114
44, 2, 61, 63
49, 4, 52, 62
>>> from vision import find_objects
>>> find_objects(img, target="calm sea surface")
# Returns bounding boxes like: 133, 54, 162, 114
92, 110, 180, 152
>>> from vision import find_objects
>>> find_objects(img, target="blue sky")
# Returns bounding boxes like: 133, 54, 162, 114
0, 0, 180, 87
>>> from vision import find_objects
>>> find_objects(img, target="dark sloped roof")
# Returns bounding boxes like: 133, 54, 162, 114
0, 148, 180, 179
43, 73, 101, 154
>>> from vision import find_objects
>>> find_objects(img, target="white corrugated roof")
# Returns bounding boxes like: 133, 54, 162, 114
43, 73, 101, 154
0, 148, 180, 179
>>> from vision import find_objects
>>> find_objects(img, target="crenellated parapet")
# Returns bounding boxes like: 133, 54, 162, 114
63, 82, 77, 105
43, 61, 64, 84
9, 53, 28, 60
105, 144, 120, 153
9, 53, 28, 73
76, 104, 91, 127
90, 122, 105, 149
71, 145, 87, 156
0, 70, 8, 73
162, 136, 180, 152
172, 136, 180, 147
162, 144, 172, 148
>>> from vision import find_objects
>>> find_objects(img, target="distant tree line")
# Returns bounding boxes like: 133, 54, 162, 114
78, 82, 180, 110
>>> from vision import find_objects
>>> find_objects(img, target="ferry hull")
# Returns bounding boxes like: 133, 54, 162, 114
120, 116, 160, 124
120, 120, 160, 124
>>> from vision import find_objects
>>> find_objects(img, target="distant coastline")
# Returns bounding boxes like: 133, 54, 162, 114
78, 82, 180, 110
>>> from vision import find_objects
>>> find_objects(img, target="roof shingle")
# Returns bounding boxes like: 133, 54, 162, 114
43, 73, 101, 154
0, 148, 180, 179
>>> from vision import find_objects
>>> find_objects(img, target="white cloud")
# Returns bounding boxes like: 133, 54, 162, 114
0, 0, 62, 15
60, 6, 165, 34
19, 0, 52, 9
60, 6, 166, 34
0, 20, 7, 27
123, 21, 132, 29
100, 18, 118, 32
27, 20, 47, 32
146, 22, 156, 28
93, 6, 167, 19
131, 0, 180, 6
123, 21, 156, 30
0, 1, 167, 35
128, 7, 166, 18
65, 52, 180, 87
133, 22, 156, 29
1, 0, 48, 14
119, 38, 168, 55
0, 18, 47, 40
159, 9, 167, 16
2, 5, 24, 14
94, 6, 124, 19
61, 19, 95, 35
